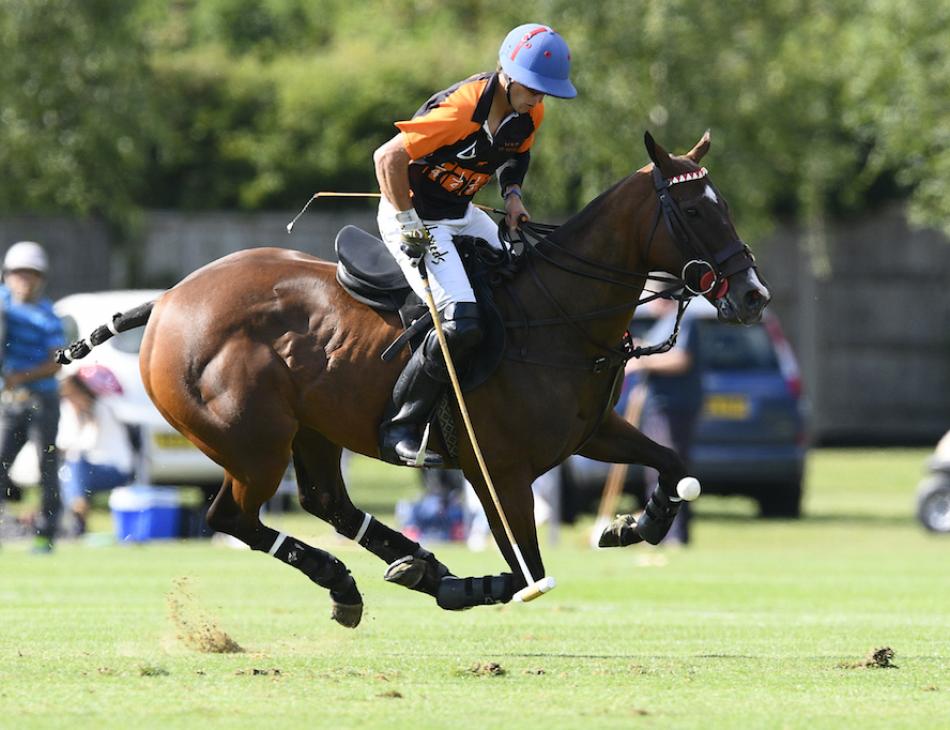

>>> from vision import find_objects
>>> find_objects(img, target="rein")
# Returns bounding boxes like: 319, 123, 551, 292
493, 163, 756, 374
502, 221, 693, 373
497, 218, 693, 374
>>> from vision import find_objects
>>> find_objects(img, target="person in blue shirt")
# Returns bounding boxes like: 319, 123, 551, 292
625, 296, 705, 545
0, 241, 65, 552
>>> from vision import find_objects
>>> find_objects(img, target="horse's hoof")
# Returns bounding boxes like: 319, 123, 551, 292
598, 514, 643, 548
384, 550, 453, 597
329, 575, 362, 628
331, 601, 363, 628
384, 554, 425, 588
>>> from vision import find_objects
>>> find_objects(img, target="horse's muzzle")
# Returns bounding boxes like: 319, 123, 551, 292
717, 268, 771, 324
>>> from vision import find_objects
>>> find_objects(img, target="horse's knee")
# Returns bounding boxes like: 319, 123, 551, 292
297, 488, 363, 535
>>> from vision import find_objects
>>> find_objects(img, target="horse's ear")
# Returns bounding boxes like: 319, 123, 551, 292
644, 131, 673, 174
686, 129, 712, 163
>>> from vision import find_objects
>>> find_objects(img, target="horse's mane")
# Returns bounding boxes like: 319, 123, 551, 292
546, 176, 628, 247
545, 153, 703, 246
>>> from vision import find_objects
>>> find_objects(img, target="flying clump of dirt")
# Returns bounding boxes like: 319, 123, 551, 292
839, 646, 897, 669
167, 577, 244, 654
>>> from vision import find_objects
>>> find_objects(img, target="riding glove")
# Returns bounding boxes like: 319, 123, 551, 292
395, 208, 431, 261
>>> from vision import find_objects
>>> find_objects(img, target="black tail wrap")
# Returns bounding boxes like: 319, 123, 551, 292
56, 300, 155, 365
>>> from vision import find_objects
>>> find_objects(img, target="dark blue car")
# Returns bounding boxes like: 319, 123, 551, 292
562, 300, 808, 519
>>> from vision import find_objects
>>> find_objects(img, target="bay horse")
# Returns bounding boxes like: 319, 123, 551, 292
59, 132, 769, 628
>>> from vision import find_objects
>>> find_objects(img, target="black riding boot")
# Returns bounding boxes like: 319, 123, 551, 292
380, 344, 446, 467
380, 303, 483, 468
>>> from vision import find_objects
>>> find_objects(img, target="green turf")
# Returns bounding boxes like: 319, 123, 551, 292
1, 449, 948, 729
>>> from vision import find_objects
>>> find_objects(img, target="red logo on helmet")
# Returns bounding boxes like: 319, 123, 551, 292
510, 26, 549, 61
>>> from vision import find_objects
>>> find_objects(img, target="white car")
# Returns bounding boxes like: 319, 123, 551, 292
54, 290, 224, 488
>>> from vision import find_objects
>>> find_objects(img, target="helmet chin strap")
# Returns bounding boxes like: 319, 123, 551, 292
502, 73, 515, 111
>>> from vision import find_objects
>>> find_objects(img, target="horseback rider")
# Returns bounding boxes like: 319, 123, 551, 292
374, 23, 577, 467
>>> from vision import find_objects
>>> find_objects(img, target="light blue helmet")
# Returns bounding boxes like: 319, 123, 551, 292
498, 24, 576, 99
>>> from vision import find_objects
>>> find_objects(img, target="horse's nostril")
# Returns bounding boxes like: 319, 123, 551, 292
744, 289, 767, 312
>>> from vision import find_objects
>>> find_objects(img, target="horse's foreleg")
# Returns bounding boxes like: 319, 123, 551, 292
445, 469, 543, 609
207, 476, 363, 628
291, 429, 452, 599
578, 410, 692, 547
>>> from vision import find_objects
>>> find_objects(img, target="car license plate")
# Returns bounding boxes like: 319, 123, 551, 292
153, 431, 196, 450
703, 394, 750, 420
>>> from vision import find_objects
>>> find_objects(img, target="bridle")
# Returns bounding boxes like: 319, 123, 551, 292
497, 164, 759, 372
649, 165, 756, 300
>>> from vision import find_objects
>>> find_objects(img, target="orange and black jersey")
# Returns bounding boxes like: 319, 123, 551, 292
396, 72, 544, 220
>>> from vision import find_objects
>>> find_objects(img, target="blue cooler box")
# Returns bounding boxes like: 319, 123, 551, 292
109, 485, 182, 542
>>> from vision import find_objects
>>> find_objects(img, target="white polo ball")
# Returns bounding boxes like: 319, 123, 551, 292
676, 477, 702, 501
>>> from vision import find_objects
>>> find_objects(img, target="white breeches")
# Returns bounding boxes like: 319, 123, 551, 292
377, 198, 503, 312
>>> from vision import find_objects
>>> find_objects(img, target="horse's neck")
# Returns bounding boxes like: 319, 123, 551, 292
516, 175, 654, 341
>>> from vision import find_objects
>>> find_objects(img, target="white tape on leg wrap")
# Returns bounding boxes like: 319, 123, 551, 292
267, 531, 288, 556
107, 318, 120, 335
354, 513, 373, 544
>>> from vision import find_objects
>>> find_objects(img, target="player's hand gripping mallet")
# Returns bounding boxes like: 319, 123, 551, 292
417, 258, 555, 603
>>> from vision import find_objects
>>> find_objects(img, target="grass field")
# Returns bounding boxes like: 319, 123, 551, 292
1, 448, 948, 729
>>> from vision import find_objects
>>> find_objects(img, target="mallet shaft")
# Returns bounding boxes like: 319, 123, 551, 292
419, 263, 550, 599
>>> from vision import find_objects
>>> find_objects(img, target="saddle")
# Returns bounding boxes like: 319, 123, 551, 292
334, 225, 513, 393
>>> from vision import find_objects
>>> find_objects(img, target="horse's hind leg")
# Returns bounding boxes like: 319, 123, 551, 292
206, 473, 363, 628
290, 427, 452, 598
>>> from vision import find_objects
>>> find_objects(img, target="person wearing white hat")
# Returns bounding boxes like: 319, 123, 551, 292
0, 241, 65, 552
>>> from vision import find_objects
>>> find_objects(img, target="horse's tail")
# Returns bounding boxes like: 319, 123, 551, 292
55, 300, 156, 365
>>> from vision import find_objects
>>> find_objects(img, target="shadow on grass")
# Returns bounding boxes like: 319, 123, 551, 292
696, 509, 912, 527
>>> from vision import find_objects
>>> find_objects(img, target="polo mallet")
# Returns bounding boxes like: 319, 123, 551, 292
590, 381, 648, 547
285, 191, 505, 234
417, 258, 555, 603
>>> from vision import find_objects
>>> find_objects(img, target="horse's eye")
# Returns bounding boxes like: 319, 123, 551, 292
685, 208, 699, 217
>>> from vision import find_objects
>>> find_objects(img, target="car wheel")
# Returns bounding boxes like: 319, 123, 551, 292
916, 475, 950, 533
757, 478, 803, 519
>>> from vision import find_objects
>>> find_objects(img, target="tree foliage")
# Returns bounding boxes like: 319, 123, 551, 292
0, 1, 158, 229
1, 0, 947, 237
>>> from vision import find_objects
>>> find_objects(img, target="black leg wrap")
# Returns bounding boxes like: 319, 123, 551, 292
636, 488, 681, 545
255, 531, 360, 602
358, 516, 423, 564
253, 530, 362, 628
436, 573, 514, 611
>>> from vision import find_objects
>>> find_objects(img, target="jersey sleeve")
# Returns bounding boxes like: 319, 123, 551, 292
395, 85, 481, 160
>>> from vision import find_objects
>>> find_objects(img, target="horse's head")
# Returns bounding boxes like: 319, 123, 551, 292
641, 131, 770, 324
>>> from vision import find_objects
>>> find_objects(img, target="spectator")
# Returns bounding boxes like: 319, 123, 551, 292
58, 367, 134, 536
625, 296, 705, 545
0, 241, 65, 553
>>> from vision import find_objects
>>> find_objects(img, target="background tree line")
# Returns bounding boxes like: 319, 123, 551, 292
1, 0, 947, 241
